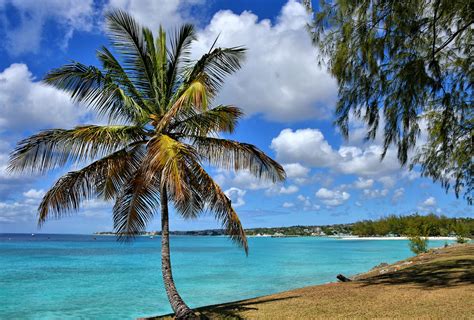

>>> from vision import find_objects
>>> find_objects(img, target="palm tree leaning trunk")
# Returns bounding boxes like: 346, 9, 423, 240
8, 10, 285, 319
160, 185, 194, 318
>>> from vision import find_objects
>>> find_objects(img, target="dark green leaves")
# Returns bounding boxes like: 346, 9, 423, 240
307, 0, 473, 203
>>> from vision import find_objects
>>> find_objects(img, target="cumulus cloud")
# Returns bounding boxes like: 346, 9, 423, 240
392, 187, 405, 203
0, 201, 35, 223
422, 196, 436, 207
0, 63, 90, 200
224, 187, 246, 207
23, 189, 45, 199
362, 188, 389, 199
353, 177, 374, 189
0, 63, 86, 131
192, 0, 337, 121
0, 0, 94, 55
271, 128, 338, 166
271, 128, 406, 180
106, 0, 204, 31
335, 145, 400, 177
230, 170, 273, 190
297, 194, 312, 208
277, 185, 299, 195
315, 187, 350, 207
417, 196, 438, 213
282, 163, 310, 181
282, 202, 294, 208
378, 176, 397, 189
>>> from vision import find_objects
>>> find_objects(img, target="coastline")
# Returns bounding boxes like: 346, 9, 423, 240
336, 236, 458, 240
152, 243, 474, 319
89, 233, 461, 240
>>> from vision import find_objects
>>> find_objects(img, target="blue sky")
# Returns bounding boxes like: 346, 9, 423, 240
0, 0, 471, 234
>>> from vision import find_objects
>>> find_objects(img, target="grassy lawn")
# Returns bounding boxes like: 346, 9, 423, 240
154, 244, 474, 319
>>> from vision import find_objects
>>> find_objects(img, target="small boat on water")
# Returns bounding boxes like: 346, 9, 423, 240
149, 236, 154, 239
31, 233, 35, 237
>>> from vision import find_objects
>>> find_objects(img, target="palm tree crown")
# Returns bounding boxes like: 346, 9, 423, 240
8, 10, 285, 252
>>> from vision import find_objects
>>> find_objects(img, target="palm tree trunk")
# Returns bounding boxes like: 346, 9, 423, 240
160, 186, 197, 320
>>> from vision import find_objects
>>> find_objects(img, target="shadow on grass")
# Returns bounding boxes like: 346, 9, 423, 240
150, 295, 299, 320
359, 258, 474, 289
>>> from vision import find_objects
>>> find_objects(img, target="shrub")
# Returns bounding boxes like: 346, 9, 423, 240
408, 235, 429, 255
455, 222, 470, 244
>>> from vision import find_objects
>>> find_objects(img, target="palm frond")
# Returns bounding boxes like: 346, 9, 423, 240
146, 134, 198, 204
187, 46, 246, 96
96, 46, 150, 114
190, 137, 286, 182
166, 24, 197, 100
44, 62, 149, 123
105, 9, 156, 100
113, 166, 161, 240
155, 76, 209, 133
170, 105, 244, 136
154, 27, 167, 107
188, 159, 248, 253
9, 125, 146, 174
37, 145, 143, 225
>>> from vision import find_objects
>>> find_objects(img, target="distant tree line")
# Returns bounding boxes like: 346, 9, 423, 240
95, 214, 473, 239
352, 214, 473, 237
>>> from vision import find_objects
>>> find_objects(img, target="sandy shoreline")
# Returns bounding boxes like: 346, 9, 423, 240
337, 236, 457, 240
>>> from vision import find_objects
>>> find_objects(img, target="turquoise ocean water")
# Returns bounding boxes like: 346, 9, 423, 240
0, 234, 451, 319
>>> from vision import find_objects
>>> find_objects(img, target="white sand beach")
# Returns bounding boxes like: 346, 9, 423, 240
337, 236, 458, 240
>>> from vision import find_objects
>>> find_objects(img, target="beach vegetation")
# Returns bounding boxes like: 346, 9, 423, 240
352, 214, 474, 237
408, 235, 429, 254
8, 10, 285, 319
454, 222, 471, 243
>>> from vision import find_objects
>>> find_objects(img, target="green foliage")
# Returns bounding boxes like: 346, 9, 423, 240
408, 235, 429, 255
351, 213, 474, 237
305, 0, 473, 204
454, 222, 471, 243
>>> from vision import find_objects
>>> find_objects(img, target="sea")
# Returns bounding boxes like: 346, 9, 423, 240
0, 234, 453, 319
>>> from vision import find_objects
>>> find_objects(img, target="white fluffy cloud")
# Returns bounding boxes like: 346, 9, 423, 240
230, 170, 273, 191
335, 145, 400, 177
0, 0, 94, 55
282, 163, 310, 180
392, 187, 405, 203
353, 177, 374, 189
271, 128, 405, 180
422, 196, 436, 207
192, 0, 337, 121
0, 63, 85, 131
224, 187, 246, 207
282, 202, 294, 208
271, 128, 338, 166
106, 0, 203, 31
0, 201, 34, 223
278, 185, 299, 194
23, 189, 45, 199
315, 187, 350, 207
0, 63, 89, 200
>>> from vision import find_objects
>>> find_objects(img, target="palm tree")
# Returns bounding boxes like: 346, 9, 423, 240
8, 9, 285, 320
